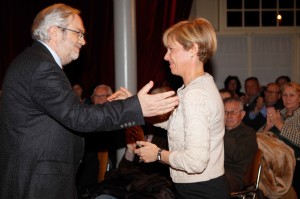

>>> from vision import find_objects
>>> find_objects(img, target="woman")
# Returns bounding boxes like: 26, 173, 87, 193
224, 76, 245, 98
133, 18, 229, 198
258, 82, 300, 198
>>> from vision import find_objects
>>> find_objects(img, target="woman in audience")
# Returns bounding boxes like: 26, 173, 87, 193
258, 82, 300, 198
224, 76, 245, 98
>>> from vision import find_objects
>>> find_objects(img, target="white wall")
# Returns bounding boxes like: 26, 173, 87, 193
189, 0, 300, 90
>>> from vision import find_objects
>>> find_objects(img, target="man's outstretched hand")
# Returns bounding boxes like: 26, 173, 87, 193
138, 81, 178, 117
107, 81, 179, 117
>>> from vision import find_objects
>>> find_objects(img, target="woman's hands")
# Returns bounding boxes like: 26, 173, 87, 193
134, 141, 160, 163
265, 107, 283, 131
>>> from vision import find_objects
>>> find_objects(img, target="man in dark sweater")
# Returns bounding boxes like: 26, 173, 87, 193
223, 97, 258, 192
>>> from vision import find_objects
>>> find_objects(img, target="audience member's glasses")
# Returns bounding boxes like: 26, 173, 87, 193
224, 110, 242, 116
57, 26, 85, 40
93, 94, 110, 99
266, 90, 280, 95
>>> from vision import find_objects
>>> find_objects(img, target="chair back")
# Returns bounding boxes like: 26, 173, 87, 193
243, 148, 263, 188
230, 149, 263, 199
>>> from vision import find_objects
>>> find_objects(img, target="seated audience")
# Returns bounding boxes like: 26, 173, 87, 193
77, 84, 125, 197
84, 86, 175, 199
117, 86, 173, 178
243, 82, 283, 130
91, 126, 174, 199
72, 83, 90, 104
258, 82, 300, 198
224, 75, 245, 97
223, 97, 258, 192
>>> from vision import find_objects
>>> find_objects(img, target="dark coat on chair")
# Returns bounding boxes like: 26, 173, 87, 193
0, 41, 144, 199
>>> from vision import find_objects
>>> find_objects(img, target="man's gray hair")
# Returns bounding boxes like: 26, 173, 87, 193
92, 84, 113, 96
31, 3, 80, 41
223, 97, 244, 111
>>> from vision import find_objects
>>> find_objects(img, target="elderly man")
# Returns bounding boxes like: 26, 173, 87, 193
0, 4, 178, 199
76, 84, 116, 196
223, 97, 258, 192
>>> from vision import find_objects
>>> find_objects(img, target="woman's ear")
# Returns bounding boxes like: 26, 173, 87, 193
189, 43, 199, 57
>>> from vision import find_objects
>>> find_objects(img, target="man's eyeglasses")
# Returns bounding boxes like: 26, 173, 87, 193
57, 26, 85, 40
266, 90, 280, 95
224, 110, 242, 116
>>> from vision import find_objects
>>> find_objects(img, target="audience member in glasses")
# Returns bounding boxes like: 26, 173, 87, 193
76, 84, 120, 196
224, 75, 245, 98
0, 3, 179, 199
258, 82, 300, 198
90, 84, 126, 176
243, 82, 284, 131
223, 97, 258, 192
130, 18, 230, 199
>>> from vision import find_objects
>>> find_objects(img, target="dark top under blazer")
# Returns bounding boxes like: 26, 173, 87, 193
0, 41, 144, 199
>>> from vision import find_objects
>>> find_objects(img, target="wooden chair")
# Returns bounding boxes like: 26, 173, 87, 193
97, 150, 109, 182
231, 148, 263, 199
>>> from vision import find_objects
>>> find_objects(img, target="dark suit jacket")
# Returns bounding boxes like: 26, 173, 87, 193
0, 41, 144, 199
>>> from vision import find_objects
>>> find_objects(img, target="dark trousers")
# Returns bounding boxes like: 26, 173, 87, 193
174, 174, 230, 199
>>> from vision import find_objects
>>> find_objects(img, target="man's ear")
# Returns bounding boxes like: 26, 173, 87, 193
48, 26, 58, 41
240, 110, 246, 119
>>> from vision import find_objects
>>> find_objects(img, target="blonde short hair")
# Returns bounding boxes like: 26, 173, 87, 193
281, 82, 300, 95
162, 18, 217, 63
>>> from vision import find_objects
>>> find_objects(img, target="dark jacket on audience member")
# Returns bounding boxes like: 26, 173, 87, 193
243, 99, 284, 131
224, 123, 258, 192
